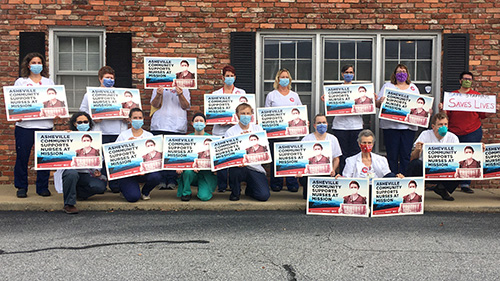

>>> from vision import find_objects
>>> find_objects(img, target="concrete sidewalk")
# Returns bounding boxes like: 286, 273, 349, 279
0, 184, 499, 213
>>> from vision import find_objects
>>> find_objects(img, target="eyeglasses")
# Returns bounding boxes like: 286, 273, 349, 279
76, 120, 89, 124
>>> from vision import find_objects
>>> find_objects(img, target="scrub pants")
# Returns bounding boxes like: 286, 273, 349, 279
177, 170, 217, 201
228, 167, 270, 201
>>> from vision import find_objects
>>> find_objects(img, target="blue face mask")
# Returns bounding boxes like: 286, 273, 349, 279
343, 73, 354, 83
239, 114, 252, 126
316, 124, 328, 134
76, 123, 90, 132
102, 78, 115, 88
193, 122, 206, 132
279, 78, 290, 87
131, 119, 144, 130
30, 64, 43, 75
438, 125, 448, 137
224, 77, 235, 86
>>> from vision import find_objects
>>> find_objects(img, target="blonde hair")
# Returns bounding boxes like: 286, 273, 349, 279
273, 69, 292, 90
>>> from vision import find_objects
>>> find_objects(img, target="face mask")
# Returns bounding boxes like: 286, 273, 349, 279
30, 64, 43, 75
438, 125, 448, 137
316, 124, 327, 134
224, 77, 235, 86
396, 72, 408, 83
343, 73, 354, 83
193, 122, 206, 132
461, 80, 472, 88
239, 114, 252, 126
182, 67, 189, 71
102, 78, 115, 87
131, 119, 144, 130
360, 144, 373, 153
279, 78, 290, 87
147, 146, 155, 153
77, 123, 90, 131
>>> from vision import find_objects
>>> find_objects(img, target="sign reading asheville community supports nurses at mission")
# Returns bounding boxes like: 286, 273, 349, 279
324, 83, 376, 116
34, 132, 102, 170
257, 105, 309, 139
307, 177, 369, 217
163, 135, 221, 170
3, 85, 69, 121
371, 178, 425, 217
379, 88, 433, 128
144, 57, 197, 89
483, 144, 500, 179
423, 143, 483, 180
86, 87, 141, 119
443, 92, 496, 114
204, 94, 256, 125
210, 131, 271, 171
103, 136, 163, 180
274, 140, 333, 177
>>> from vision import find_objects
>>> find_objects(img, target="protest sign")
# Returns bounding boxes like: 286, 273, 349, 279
210, 131, 271, 171
86, 87, 141, 119
257, 105, 309, 139
423, 143, 483, 180
483, 144, 500, 179
443, 92, 496, 114
144, 57, 197, 89
163, 135, 221, 170
274, 140, 333, 177
324, 83, 376, 116
307, 177, 369, 217
103, 136, 163, 180
379, 88, 433, 128
3, 85, 69, 121
204, 94, 256, 125
371, 178, 424, 217
35, 131, 102, 170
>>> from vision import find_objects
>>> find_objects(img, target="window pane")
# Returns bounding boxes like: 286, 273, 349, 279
400, 41, 415, 59
357, 41, 372, 59
264, 40, 279, 58
281, 41, 295, 59
297, 40, 312, 59
340, 41, 355, 59
73, 54, 87, 71
88, 37, 99, 52
281, 60, 295, 77
417, 40, 432, 59
385, 61, 398, 80
357, 61, 372, 81
59, 53, 72, 71
88, 54, 100, 71
417, 61, 432, 81
339, 60, 355, 72
74, 37, 87, 52
264, 82, 274, 92
59, 37, 72, 52
296, 83, 311, 92
296, 60, 312, 80
323, 61, 339, 81
413, 83, 427, 95
264, 60, 279, 80
400, 61, 416, 77
385, 40, 398, 59
324, 41, 338, 59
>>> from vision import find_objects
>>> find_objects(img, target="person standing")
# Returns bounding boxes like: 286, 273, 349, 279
265, 68, 302, 193
150, 85, 190, 190
14, 53, 54, 198
376, 64, 421, 175
211, 65, 246, 192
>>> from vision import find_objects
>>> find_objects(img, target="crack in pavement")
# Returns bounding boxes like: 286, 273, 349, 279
283, 264, 297, 281
0, 239, 209, 255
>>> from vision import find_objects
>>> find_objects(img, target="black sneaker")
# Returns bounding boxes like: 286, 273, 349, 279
434, 186, 454, 201
16, 189, 27, 198
37, 190, 51, 197
181, 195, 191, 201
229, 194, 240, 201
461, 186, 474, 194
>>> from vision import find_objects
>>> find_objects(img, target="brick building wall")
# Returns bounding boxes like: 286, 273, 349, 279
0, 0, 499, 187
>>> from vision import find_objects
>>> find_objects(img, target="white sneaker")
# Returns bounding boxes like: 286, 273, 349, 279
141, 194, 151, 200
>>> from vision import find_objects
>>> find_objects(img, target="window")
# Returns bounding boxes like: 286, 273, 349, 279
49, 28, 105, 110
323, 39, 373, 83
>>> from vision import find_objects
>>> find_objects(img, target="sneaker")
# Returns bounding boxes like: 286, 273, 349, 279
63, 205, 79, 214
181, 195, 191, 201
288, 187, 299, 192
229, 194, 240, 201
434, 186, 454, 201
157, 183, 167, 190
141, 194, 151, 200
166, 183, 176, 190
270, 186, 281, 192
16, 189, 27, 198
460, 185, 474, 194
217, 189, 226, 193
37, 190, 51, 197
